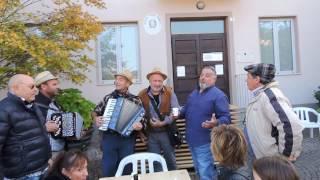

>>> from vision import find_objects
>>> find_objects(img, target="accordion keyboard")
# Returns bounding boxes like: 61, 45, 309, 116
99, 98, 117, 131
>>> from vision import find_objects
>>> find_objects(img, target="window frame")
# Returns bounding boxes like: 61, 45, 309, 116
259, 18, 298, 75
96, 23, 141, 85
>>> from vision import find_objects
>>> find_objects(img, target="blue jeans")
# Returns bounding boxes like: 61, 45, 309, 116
4, 168, 47, 180
189, 143, 217, 180
101, 132, 136, 177
4, 176, 41, 180
244, 127, 255, 176
4, 173, 43, 180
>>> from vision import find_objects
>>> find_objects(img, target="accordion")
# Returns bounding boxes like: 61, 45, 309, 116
99, 97, 145, 137
51, 112, 83, 139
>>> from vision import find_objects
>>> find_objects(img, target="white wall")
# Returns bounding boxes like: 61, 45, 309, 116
1, 0, 319, 106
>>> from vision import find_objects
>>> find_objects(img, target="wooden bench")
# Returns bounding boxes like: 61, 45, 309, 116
134, 104, 241, 169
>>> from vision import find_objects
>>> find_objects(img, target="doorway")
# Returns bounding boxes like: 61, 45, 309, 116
171, 18, 230, 105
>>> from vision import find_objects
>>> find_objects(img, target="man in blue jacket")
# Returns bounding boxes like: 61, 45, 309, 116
180, 66, 231, 180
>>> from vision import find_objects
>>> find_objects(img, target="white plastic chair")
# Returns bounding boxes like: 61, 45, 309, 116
115, 152, 168, 177
293, 107, 320, 138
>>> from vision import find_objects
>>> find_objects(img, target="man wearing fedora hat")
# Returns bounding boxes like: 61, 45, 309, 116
138, 68, 180, 171
243, 63, 303, 167
34, 71, 65, 159
92, 70, 144, 177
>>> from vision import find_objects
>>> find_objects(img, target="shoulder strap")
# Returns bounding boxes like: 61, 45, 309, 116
148, 95, 164, 121
35, 102, 61, 112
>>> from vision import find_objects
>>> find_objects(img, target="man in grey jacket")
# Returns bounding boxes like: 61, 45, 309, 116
244, 63, 303, 165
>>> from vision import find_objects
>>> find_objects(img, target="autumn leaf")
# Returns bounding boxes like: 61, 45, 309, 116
0, 0, 106, 88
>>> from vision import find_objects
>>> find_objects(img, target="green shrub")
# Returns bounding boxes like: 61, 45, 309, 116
55, 88, 95, 129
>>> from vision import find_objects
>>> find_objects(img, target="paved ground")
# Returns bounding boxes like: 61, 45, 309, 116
184, 131, 320, 180
189, 134, 320, 180
86, 129, 320, 180
294, 131, 320, 180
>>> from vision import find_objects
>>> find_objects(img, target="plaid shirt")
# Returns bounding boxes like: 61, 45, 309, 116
94, 90, 143, 116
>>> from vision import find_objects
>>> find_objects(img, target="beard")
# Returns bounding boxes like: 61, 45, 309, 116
199, 82, 209, 90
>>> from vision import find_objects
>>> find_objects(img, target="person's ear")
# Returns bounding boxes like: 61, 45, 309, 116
126, 80, 131, 87
256, 76, 262, 84
40, 83, 46, 90
11, 84, 19, 92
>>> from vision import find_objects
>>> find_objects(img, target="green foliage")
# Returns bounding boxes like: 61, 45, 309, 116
55, 88, 95, 129
0, 0, 106, 88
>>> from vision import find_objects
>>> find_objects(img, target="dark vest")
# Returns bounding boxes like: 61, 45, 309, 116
138, 86, 172, 120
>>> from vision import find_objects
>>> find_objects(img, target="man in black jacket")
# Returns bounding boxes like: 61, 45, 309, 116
0, 74, 51, 179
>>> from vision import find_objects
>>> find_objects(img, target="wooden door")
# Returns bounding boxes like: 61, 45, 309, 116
172, 33, 229, 105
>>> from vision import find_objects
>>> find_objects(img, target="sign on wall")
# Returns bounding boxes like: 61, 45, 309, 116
144, 14, 162, 35
177, 66, 186, 77
203, 52, 223, 62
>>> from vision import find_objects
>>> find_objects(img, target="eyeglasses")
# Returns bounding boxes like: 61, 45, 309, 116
28, 84, 36, 89
21, 83, 36, 90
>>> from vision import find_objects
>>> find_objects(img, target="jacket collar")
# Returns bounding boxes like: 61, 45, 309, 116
36, 91, 53, 105
248, 81, 279, 104
7, 92, 35, 109
8, 92, 26, 104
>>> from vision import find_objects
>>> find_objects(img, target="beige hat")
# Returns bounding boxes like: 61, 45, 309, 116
114, 70, 134, 85
146, 67, 167, 80
35, 71, 58, 86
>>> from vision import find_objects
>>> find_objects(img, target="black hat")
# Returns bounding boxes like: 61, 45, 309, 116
244, 63, 275, 84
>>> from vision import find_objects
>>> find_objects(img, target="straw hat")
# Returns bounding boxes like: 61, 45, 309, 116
35, 71, 58, 86
146, 67, 167, 80
114, 70, 134, 85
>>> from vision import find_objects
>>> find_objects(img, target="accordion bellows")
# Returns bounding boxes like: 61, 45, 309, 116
51, 112, 83, 139
99, 97, 145, 136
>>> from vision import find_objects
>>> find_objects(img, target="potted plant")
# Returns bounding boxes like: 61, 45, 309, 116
55, 88, 96, 150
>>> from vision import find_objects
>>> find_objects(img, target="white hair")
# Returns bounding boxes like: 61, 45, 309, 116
8, 74, 30, 92
202, 66, 217, 75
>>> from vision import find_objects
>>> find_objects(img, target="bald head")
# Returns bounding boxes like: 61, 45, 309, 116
8, 74, 33, 90
8, 74, 37, 102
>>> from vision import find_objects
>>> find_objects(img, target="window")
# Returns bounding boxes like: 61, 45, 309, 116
97, 23, 140, 84
171, 20, 224, 34
259, 18, 297, 74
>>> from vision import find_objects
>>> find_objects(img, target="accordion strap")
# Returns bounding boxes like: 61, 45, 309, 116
35, 102, 62, 112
